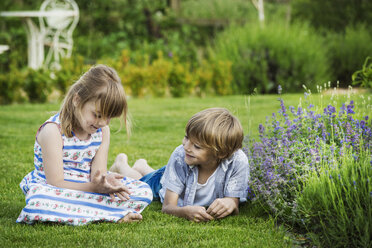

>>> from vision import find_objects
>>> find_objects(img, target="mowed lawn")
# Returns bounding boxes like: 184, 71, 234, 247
0, 95, 308, 248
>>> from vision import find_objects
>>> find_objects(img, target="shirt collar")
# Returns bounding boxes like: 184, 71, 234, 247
220, 153, 234, 172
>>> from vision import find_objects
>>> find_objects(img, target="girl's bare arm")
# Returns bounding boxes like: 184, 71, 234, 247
39, 123, 129, 196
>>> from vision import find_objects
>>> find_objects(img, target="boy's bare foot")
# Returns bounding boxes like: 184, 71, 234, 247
133, 159, 155, 176
109, 153, 129, 173
118, 212, 143, 223
109, 153, 142, 179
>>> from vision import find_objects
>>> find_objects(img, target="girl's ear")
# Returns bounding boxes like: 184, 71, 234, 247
72, 94, 80, 107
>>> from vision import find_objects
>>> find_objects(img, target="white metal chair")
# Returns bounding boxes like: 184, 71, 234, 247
39, 0, 79, 70
0, 45, 9, 54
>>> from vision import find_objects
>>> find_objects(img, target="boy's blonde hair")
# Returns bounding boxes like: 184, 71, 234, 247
185, 108, 243, 160
59, 64, 128, 137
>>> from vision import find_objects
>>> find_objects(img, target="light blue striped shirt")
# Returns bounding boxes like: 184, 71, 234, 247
159, 145, 250, 206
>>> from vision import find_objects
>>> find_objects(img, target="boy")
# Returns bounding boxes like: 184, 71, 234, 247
110, 108, 249, 222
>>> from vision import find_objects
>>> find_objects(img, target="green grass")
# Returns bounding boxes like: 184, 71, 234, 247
0, 95, 300, 247
1, 91, 370, 247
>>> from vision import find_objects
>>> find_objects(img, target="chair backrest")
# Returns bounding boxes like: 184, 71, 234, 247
0, 45, 10, 54
40, 0, 79, 30
38, 0, 79, 69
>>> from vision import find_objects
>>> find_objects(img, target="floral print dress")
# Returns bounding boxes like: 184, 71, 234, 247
17, 113, 153, 225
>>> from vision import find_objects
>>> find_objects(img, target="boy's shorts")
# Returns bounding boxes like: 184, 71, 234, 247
139, 166, 166, 200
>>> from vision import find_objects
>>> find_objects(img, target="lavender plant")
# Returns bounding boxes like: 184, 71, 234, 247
244, 86, 372, 227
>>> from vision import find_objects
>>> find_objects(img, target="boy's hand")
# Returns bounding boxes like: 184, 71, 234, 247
206, 197, 239, 219
184, 205, 214, 222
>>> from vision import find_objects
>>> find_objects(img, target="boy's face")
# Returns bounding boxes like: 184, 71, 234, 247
182, 136, 217, 168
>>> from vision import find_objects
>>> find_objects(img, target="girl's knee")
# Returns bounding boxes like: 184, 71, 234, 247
129, 181, 153, 201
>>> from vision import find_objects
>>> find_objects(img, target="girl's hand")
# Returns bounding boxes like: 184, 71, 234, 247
91, 170, 131, 201
183, 205, 214, 222
206, 197, 239, 219
106, 172, 131, 201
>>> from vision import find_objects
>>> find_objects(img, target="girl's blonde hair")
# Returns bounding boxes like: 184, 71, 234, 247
59, 64, 129, 137
185, 108, 243, 160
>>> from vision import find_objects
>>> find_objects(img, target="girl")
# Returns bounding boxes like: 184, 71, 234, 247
17, 65, 153, 225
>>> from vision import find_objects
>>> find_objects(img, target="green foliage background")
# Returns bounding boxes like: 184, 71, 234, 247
0, 0, 371, 103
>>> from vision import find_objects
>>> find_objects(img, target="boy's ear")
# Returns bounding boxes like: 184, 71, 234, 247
216, 150, 228, 161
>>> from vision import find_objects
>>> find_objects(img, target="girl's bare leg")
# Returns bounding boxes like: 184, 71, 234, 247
132, 159, 155, 176
118, 212, 143, 223
109, 153, 142, 180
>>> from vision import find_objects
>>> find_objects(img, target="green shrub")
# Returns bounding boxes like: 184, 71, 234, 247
122, 64, 149, 97
297, 149, 372, 248
106, 49, 235, 98
326, 24, 372, 87
168, 59, 193, 97
24, 68, 53, 103
73, 0, 168, 58
195, 60, 214, 97
179, 0, 255, 20
213, 21, 330, 94
352, 56, 372, 89
291, 0, 372, 32
53, 55, 87, 95
194, 59, 233, 96
211, 60, 233, 95
147, 51, 172, 97
0, 62, 26, 104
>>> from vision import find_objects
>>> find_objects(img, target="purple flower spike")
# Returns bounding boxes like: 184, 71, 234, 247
278, 85, 282, 95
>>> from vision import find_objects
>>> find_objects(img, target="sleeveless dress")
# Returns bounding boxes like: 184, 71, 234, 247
16, 113, 153, 225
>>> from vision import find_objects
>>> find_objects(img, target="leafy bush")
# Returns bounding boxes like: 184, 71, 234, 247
145, 51, 171, 97
291, 0, 372, 32
326, 24, 372, 87
0, 61, 26, 104
0, 55, 88, 104
195, 60, 214, 97
352, 56, 372, 89
73, 0, 168, 58
297, 148, 372, 248
24, 68, 53, 103
122, 64, 149, 97
179, 0, 255, 21
213, 21, 330, 94
194, 57, 234, 96
168, 59, 193, 97
211, 60, 233, 95
244, 86, 371, 245
53, 55, 87, 95
108, 49, 233, 98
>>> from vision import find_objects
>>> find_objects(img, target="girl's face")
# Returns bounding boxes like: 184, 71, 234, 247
75, 100, 110, 138
182, 135, 217, 169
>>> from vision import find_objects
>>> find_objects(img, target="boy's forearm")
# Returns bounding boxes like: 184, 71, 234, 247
161, 204, 187, 219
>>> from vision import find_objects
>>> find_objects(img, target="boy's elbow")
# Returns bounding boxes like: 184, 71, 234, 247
161, 204, 169, 214
161, 203, 177, 215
